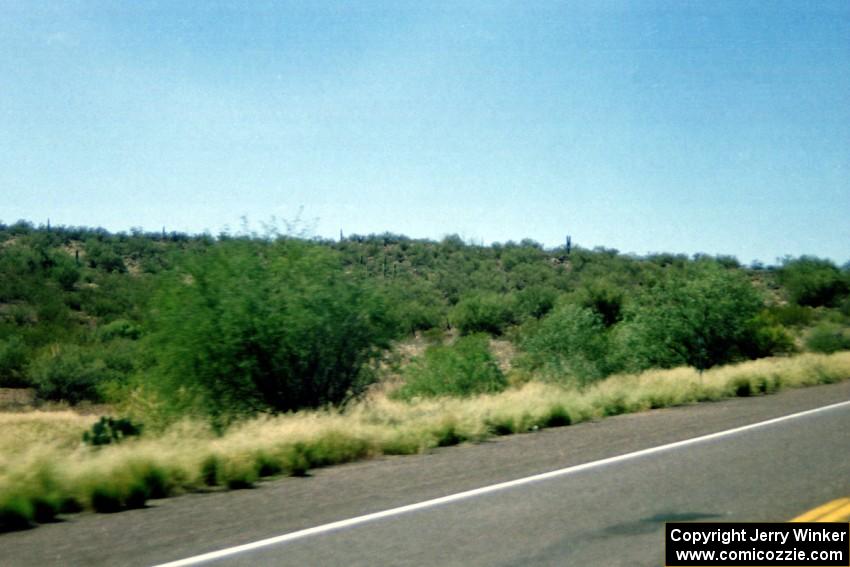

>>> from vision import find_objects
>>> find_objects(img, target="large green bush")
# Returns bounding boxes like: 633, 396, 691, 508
449, 292, 515, 336
574, 281, 625, 327
840, 296, 850, 319
85, 241, 126, 273
513, 285, 558, 321
518, 303, 614, 385
806, 323, 850, 354
395, 334, 506, 400
381, 277, 448, 333
147, 239, 399, 421
0, 335, 30, 388
767, 304, 815, 327
739, 311, 797, 358
778, 256, 849, 307
27, 345, 111, 403
626, 263, 765, 371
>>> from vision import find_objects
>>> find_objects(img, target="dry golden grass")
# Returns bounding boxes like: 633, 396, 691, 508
1, 351, 849, 530
0, 411, 95, 459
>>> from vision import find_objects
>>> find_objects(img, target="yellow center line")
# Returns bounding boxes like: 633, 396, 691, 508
668, 502, 850, 567
791, 498, 850, 522
669, 501, 850, 567
817, 501, 850, 523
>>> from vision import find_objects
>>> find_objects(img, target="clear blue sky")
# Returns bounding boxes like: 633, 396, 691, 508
2, 1, 849, 264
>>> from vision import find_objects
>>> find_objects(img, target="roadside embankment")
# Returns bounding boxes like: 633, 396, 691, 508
2, 351, 849, 532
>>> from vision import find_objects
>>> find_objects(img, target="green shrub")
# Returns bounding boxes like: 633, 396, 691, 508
382, 279, 447, 333
450, 292, 515, 336
778, 256, 849, 307
767, 304, 815, 327
575, 281, 625, 327
840, 297, 850, 319
806, 324, 850, 354
97, 319, 141, 341
740, 312, 797, 358
0, 335, 30, 388
27, 345, 112, 403
518, 304, 613, 385
85, 241, 126, 273
513, 286, 558, 320
395, 334, 507, 399
147, 239, 400, 422
82, 416, 143, 446
52, 263, 80, 292
625, 263, 765, 372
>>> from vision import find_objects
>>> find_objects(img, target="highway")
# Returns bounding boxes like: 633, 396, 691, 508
3, 381, 849, 566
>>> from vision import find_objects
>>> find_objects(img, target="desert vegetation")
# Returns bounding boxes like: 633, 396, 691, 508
1, 220, 849, 531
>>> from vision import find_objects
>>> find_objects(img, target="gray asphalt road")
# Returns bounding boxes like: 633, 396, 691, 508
3, 381, 850, 567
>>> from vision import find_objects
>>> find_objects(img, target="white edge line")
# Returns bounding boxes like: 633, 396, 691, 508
153, 399, 850, 567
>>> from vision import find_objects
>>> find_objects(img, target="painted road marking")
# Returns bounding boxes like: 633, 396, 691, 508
153, 398, 850, 567
792, 498, 850, 522
817, 500, 850, 523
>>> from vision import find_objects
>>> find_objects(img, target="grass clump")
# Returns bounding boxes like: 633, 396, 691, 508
89, 483, 144, 513
433, 420, 468, 447
543, 405, 572, 427
82, 459, 174, 512
220, 459, 259, 490
0, 461, 67, 530
0, 494, 33, 531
